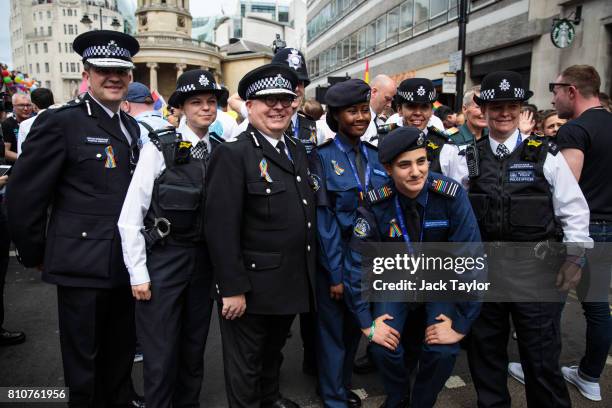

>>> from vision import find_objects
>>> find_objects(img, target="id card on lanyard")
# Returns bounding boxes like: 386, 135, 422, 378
394, 192, 428, 254
334, 137, 371, 200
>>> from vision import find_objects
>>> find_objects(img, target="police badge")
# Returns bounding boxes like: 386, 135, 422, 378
353, 217, 371, 238
286, 49, 303, 70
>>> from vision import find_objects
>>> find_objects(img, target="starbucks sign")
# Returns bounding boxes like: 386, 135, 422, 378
551, 19, 576, 48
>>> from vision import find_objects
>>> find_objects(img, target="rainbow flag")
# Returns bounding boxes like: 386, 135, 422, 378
433, 101, 443, 111
151, 90, 166, 111
364, 58, 370, 84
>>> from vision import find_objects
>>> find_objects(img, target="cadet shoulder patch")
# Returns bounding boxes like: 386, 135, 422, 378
365, 184, 394, 205
353, 217, 371, 238
429, 178, 460, 198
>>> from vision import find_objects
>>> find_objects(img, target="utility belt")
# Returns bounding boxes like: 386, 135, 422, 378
141, 217, 204, 250
487, 240, 565, 261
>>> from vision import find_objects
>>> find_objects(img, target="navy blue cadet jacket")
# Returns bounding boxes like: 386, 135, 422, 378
344, 172, 482, 332
315, 133, 389, 285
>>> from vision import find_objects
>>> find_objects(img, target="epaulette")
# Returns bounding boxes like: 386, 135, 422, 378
55, 97, 85, 112
429, 178, 460, 199
547, 139, 559, 155
362, 140, 379, 150
364, 184, 395, 205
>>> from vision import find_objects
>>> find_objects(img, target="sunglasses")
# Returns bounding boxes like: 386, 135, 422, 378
548, 82, 573, 92
256, 95, 295, 108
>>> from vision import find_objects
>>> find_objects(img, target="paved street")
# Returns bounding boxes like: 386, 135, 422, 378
1, 255, 611, 407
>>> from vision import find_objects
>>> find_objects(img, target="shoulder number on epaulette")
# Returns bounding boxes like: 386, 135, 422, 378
429, 178, 459, 198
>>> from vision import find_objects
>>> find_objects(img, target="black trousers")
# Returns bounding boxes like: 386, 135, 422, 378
57, 285, 135, 408
219, 312, 295, 408
136, 244, 213, 408
466, 302, 570, 408
299, 311, 316, 366
0, 200, 10, 328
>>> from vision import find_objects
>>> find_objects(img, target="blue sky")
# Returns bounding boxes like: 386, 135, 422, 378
0, 0, 238, 69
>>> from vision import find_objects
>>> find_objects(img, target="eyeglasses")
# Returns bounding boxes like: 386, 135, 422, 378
256, 95, 295, 108
14, 104, 32, 109
548, 83, 573, 92
93, 67, 131, 76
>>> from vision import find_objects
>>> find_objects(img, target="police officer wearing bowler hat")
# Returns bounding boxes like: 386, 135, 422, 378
7, 30, 143, 407
344, 126, 481, 408
118, 69, 226, 408
444, 70, 592, 407
205, 64, 316, 408
314, 79, 389, 407
386, 78, 458, 175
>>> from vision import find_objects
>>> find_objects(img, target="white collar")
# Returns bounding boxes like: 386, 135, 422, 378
292, 112, 298, 127
488, 129, 524, 154
178, 121, 209, 146
87, 92, 120, 118
259, 131, 287, 150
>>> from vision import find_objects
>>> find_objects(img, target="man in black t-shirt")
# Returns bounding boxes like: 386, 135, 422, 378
551, 64, 612, 402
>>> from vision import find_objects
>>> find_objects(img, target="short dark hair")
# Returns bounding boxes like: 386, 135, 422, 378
434, 105, 453, 121
217, 87, 229, 108
31, 88, 54, 109
561, 65, 601, 98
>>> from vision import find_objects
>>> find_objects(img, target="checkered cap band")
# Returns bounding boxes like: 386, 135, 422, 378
398, 91, 414, 102
514, 88, 525, 98
177, 84, 197, 93
246, 75, 293, 99
480, 89, 496, 100
83, 44, 131, 59
429, 90, 436, 101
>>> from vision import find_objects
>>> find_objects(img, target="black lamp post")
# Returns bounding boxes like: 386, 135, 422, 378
81, 6, 121, 30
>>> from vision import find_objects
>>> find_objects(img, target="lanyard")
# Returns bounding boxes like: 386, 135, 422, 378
394, 192, 428, 254
334, 137, 371, 195
293, 116, 300, 139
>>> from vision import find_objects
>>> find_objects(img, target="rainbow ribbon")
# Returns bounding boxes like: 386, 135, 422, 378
104, 145, 117, 168
259, 158, 273, 182
389, 219, 402, 237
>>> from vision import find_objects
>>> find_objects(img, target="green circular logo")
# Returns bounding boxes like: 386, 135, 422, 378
551, 19, 575, 49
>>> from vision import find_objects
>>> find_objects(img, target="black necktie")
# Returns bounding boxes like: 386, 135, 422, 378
276, 140, 292, 163
354, 145, 366, 189
403, 198, 421, 242
496, 143, 510, 159
286, 121, 295, 138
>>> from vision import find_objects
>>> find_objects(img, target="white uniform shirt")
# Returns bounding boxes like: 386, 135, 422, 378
134, 110, 172, 146
443, 129, 592, 246
17, 110, 44, 157
118, 122, 211, 285
88, 93, 132, 145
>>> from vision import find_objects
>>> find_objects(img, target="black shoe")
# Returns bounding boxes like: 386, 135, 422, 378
0, 329, 25, 346
378, 397, 409, 408
353, 352, 377, 374
346, 390, 362, 408
263, 397, 300, 408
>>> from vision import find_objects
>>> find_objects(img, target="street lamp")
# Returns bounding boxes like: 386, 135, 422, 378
80, 7, 121, 30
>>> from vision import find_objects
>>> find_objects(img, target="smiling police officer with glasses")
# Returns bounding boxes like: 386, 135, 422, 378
7, 30, 144, 408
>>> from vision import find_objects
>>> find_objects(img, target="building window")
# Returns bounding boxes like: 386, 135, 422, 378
387, 6, 400, 45
65, 43, 69, 53
68, 25, 74, 35
29, 64, 32, 72
59, 62, 62, 72
39, 12, 42, 20
75, 25, 78, 35
45, 62, 49, 73
34, 27, 38, 35
43, 43, 48, 53
33, 12, 36, 21
28, 44, 31, 55
47, 10, 51, 19
34, 43, 39, 54
45, 80, 51, 88
342, 37, 350, 61
414, 0, 429, 33
366, 21, 375, 53
63, 24, 67, 35
67, 9, 72, 17
58, 42, 61, 52
357, 27, 366, 57
36, 63, 40, 73
48, 26, 52, 35
350, 31, 358, 61
62, 9, 65, 16
375, 15, 387, 48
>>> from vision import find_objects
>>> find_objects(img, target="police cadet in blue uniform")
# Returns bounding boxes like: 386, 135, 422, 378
118, 70, 226, 408
7, 30, 143, 407
344, 127, 482, 408
315, 79, 389, 407
205, 64, 316, 408
393, 78, 457, 174
447, 71, 592, 408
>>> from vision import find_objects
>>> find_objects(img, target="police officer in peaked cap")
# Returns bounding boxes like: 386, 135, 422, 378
443, 70, 592, 408
205, 63, 317, 408
7, 30, 144, 407
118, 69, 226, 408
392, 78, 456, 174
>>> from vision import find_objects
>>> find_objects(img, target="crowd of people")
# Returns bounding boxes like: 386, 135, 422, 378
0, 28, 611, 408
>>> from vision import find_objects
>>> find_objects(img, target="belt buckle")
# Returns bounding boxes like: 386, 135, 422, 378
153, 217, 171, 238
533, 241, 549, 260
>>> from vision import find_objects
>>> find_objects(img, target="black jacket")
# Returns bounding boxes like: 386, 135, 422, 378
7, 93, 140, 288
205, 124, 316, 315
